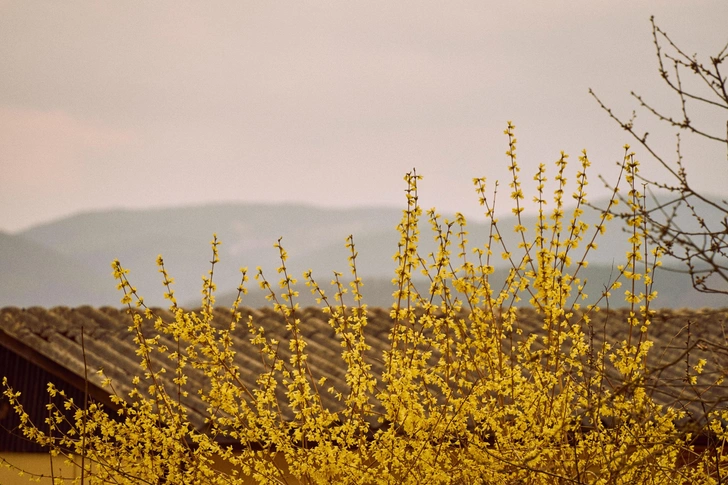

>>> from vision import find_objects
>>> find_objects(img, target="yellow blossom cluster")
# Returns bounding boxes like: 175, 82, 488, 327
4, 125, 727, 484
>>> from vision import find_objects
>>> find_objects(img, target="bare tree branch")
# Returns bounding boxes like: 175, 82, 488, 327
590, 16, 728, 295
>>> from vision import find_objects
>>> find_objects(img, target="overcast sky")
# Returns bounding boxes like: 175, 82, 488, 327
1, 1, 726, 233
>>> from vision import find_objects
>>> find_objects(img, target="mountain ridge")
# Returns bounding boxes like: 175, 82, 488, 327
2, 196, 725, 308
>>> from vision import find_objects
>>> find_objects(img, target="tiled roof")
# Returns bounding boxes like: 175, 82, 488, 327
2, 306, 728, 438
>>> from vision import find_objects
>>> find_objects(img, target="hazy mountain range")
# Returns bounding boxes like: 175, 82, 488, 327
1, 196, 726, 309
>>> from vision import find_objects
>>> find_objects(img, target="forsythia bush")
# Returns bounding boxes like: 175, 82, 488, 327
5, 123, 728, 484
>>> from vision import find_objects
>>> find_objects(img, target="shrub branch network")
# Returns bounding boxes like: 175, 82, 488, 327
4, 122, 728, 484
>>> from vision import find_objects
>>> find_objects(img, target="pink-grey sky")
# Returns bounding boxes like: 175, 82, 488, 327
1, 1, 726, 233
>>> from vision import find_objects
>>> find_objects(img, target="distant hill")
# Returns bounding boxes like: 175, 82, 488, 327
213, 264, 727, 310
1, 196, 725, 308
0, 231, 115, 307
14, 203, 405, 307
